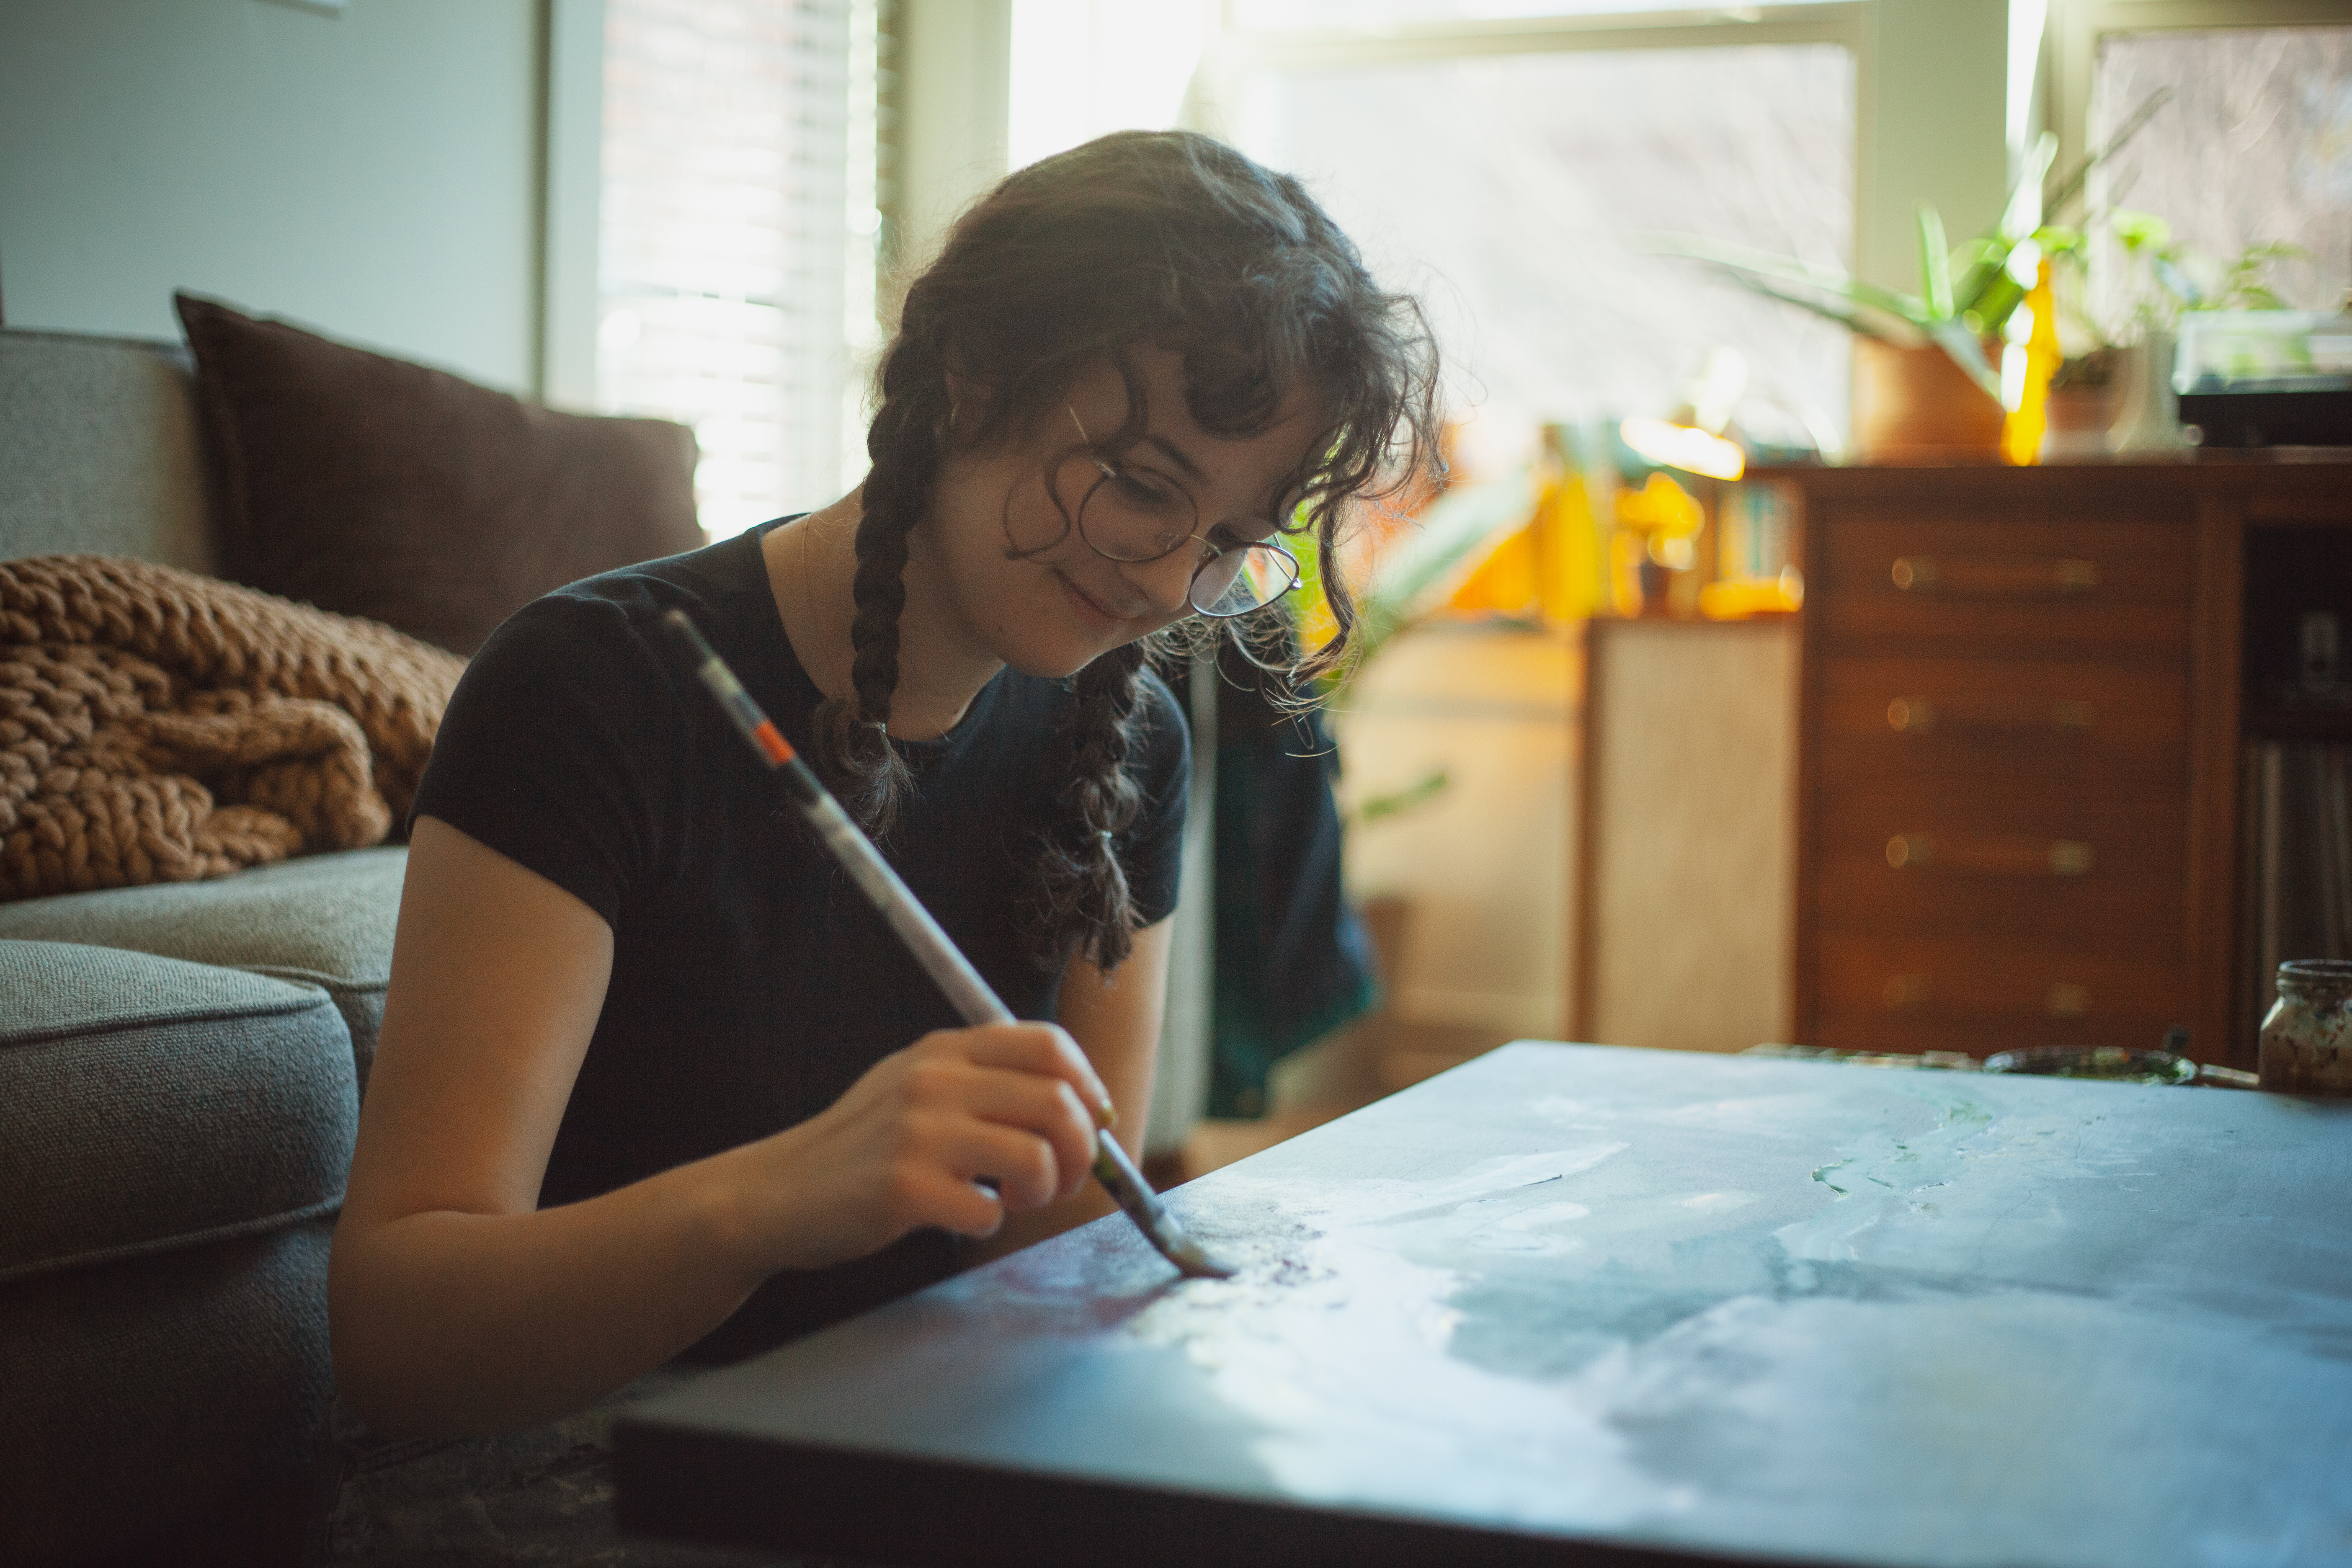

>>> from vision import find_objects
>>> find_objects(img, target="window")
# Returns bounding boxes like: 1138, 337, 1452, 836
1006, 0, 1210, 173
2087, 23, 2352, 320
598, 0, 883, 537
1000, 7, 1859, 462
1214, 9, 1858, 468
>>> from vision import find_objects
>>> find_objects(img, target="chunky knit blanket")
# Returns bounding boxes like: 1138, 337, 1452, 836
0, 554, 467, 900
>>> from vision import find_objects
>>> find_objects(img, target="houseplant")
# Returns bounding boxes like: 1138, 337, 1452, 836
2046, 210, 2306, 454
1656, 91, 2170, 461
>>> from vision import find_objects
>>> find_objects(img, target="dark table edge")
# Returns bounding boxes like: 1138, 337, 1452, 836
614, 1415, 1817, 1568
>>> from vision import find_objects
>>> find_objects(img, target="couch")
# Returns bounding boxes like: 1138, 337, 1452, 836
0, 317, 698, 1565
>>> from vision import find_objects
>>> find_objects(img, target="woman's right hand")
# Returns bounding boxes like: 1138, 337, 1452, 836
723, 1021, 1115, 1277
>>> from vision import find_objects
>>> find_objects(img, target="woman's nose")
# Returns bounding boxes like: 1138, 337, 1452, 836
1119, 545, 1202, 617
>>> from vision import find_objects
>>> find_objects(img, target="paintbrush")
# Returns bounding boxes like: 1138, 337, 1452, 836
660, 609, 1234, 1281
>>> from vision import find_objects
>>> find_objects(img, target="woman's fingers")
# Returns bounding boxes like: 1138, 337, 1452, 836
909, 1022, 1109, 1201
949, 1022, 1114, 1127
900, 1057, 1096, 1202
935, 1115, 1068, 1213
879, 1111, 1084, 1233
890, 1162, 1007, 1238
758, 1021, 1114, 1268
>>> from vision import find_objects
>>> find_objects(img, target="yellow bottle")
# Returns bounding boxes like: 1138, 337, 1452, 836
1533, 424, 1607, 624
1446, 425, 1609, 625
2002, 260, 2062, 467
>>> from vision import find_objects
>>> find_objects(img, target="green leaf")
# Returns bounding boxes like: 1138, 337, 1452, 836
1948, 236, 2008, 318
1720, 271, 1932, 345
1357, 470, 1540, 627
1926, 320, 2004, 402
1649, 234, 1931, 342
2046, 88, 2172, 219
1998, 134, 2058, 242
1967, 273, 2029, 339
2110, 209, 2171, 253
1353, 767, 1450, 827
2245, 240, 2310, 263
1918, 203, 1954, 320
2034, 224, 2086, 257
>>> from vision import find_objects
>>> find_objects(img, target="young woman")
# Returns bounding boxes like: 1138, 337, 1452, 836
325, 129, 1437, 1554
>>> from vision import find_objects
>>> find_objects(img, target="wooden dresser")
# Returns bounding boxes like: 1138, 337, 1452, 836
1773, 459, 2352, 1069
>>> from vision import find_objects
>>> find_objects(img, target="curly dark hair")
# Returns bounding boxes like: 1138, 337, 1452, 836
817, 129, 1440, 972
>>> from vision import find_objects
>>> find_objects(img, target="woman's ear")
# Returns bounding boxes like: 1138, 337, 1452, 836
938, 367, 969, 446
939, 366, 1007, 451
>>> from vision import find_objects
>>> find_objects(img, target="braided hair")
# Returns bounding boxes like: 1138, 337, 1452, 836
818, 130, 1439, 972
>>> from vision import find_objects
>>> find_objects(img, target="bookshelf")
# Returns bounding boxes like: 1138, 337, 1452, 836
2232, 500, 2352, 1056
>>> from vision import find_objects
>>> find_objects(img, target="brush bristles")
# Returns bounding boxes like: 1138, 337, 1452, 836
1165, 1237, 1237, 1280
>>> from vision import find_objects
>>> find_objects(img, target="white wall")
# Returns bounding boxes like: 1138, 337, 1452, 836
893, 0, 1012, 277
1859, 0, 2013, 295
0, 0, 548, 395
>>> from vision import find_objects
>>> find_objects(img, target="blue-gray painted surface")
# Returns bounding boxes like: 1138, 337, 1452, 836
625, 1043, 2352, 1568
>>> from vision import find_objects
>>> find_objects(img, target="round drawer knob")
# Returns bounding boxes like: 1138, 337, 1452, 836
1886, 834, 1932, 869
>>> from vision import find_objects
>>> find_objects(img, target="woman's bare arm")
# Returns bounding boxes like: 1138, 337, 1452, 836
1060, 917, 1174, 1157
330, 817, 1112, 1438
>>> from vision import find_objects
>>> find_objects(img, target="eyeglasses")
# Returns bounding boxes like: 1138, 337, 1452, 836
1056, 407, 1302, 618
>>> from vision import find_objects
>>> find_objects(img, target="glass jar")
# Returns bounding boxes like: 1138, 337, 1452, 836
2259, 960, 2352, 1096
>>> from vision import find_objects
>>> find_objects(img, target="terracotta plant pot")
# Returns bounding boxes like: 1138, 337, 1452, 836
1852, 338, 2006, 464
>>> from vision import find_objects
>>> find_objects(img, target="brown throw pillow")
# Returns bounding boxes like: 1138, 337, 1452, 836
175, 292, 702, 656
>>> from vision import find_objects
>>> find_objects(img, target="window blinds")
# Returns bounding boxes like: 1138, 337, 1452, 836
600, 0, 858, 536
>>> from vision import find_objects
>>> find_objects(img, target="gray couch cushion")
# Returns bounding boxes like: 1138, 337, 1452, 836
0, 846, 404, 1091
0, 1226, 337, 1563
0, 940, 358, 1284
0, 328, 218, 573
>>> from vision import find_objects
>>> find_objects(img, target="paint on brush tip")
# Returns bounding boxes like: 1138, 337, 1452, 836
1167, 1238, 1238, 1280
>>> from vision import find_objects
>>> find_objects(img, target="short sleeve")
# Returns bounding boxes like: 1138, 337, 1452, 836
410, 593, 679, 928
1117, 665, 1191, 928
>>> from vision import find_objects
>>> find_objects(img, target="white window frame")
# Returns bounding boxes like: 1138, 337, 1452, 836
541, 0, 606, 412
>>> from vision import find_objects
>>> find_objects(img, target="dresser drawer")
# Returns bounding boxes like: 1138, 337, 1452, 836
1810, 775, 2188, 952
1814, 512, 2192, 653
1813, 931, 2191, 1056
1814, 655, 2189, 787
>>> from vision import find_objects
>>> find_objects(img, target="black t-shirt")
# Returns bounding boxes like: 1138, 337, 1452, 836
410, 519, 1189, 1358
